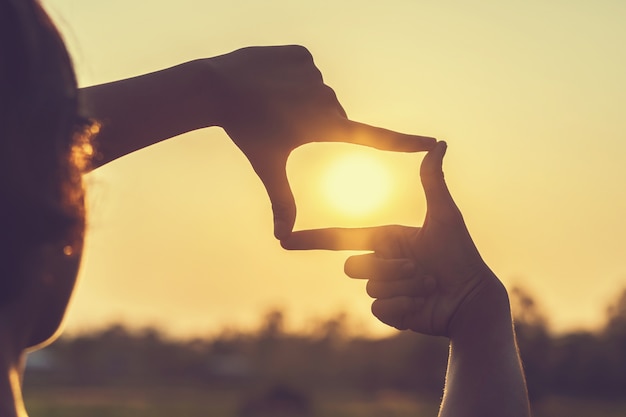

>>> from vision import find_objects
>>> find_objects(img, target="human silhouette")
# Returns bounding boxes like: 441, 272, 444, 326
1, 1, 434, 416
1, 0, 531, 416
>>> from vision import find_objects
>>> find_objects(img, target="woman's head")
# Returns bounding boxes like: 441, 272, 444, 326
0, 0, 95, 348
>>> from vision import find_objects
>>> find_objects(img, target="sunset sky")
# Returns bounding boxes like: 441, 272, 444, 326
42, 0, 626, 337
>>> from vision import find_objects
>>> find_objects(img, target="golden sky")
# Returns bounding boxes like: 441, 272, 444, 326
43, 0, 626, 337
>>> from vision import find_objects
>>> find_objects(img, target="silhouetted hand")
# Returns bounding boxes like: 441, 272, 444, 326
281, 141, 506, 337
209, 45, 436, 239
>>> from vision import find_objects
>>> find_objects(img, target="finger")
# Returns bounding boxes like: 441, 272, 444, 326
252, 155, 296, 239
281, 225, 404, 251
329, 119, 437, 152
344, 254, 414, 280
371, 297, 429, 331
420, 141, 457, 212
366, 276, 436, 299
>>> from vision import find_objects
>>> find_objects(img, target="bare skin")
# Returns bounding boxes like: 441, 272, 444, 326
281, 142, 532, 417
2, 44, 435, 417
80, 45, 436, 239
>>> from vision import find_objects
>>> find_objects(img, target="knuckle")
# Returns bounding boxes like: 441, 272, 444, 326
287, 44, 313, 61
271, 202, 295, 219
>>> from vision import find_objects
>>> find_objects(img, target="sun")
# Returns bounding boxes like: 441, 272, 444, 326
322, 151, 392, 217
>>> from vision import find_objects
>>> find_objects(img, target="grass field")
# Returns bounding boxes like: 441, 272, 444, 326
22, 386, 626, 417
24, 387, 437, 417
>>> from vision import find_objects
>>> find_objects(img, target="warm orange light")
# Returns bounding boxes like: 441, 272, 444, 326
323, 151, 392, 217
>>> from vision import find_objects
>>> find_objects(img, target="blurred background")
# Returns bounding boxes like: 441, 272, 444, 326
29, 0, 626, 415
24, 292, 626, 416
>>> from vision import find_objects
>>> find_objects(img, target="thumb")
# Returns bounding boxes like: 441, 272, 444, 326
420, 141, 455, 212
253, 157, 297, 240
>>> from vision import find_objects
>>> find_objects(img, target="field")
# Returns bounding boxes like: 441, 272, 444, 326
24, 387, 434, 417
23, 387, 626, 417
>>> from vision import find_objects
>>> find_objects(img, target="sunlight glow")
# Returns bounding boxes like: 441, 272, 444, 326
323, 152, 392, 217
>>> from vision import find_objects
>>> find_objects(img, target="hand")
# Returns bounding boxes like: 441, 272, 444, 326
281, 141, 506, 337
208, 45, 436, 239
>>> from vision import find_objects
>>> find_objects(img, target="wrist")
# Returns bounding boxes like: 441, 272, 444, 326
442, 275, 531, 417
197, 52, 245, 130
448, 272, 516, 349
179, 58, 222, 129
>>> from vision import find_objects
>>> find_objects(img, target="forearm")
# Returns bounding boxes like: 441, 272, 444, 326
79, 59, 219, 168
439, 276, 531, 417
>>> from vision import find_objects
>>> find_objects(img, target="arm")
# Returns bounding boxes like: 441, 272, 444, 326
439, 271, 529, 417
281, 142, 531, 417
79, 59, 215, 167
79, 45, 436, 238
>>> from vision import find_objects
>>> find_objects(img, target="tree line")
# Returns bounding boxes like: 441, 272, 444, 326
25, 287, 626, 401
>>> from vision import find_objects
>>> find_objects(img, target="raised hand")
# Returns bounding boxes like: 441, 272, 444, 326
209, 45, 436, 239
281, 141, 507, 338
80, 45, 435, 239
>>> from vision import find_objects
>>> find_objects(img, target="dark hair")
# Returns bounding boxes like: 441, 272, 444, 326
0, 0, 96, 305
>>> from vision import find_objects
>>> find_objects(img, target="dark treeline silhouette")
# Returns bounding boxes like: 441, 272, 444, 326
24, 287, 626, 402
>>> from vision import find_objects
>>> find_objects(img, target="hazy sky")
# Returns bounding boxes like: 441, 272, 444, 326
43, 0, 626, 337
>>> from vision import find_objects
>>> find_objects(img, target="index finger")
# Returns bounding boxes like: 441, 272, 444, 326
280, 225, 403, 251
328, 118, 436, 152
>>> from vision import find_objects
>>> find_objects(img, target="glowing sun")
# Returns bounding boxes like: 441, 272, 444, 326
322, 152, 392, 217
